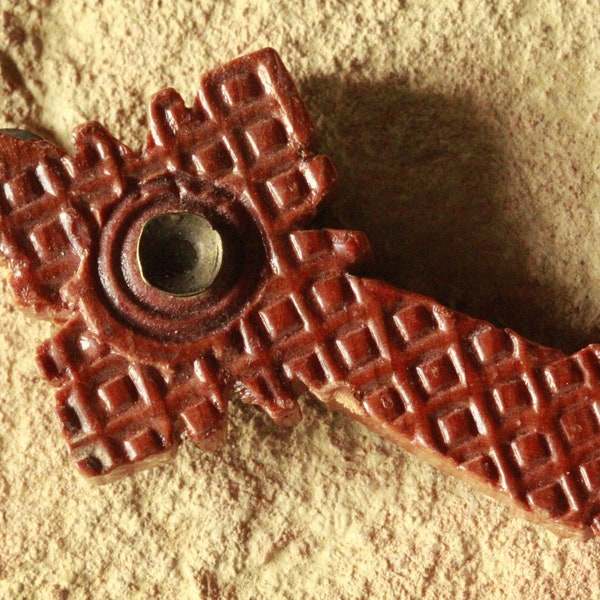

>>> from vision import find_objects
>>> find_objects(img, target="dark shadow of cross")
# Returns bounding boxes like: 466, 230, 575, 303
300, 75, 594, 354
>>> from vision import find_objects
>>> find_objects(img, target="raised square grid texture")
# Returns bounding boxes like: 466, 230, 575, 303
580, 455, 600, 493
393, 304, 437, 343
34, 156, 72, 197
283, 350, 328, 389
55, 402, 83, 438
220, 71, 263, 108
544, 357, 584, 394
527, 481, 570, 516
416, 351, 461, 395
3, 49, 600, 537
3, 168, 44, 211
97, 374, 140, 415
436, 405, 479, 449
180, 400, 224, 441
492, 378, 532, 418
29, 216, 71, 262
511, 432, 551, 470
191, 139, 234, 176
559, 403, 600, 447
37, 316, 108, 383
259, 297, 305, 342
472, 326, 513, 365
335, 325, 380, 371
56, 384, 102, 439
363, 386, 407, 422
123, 428, 167, 462
459, 454, 500, 484
289, 230, 332, 263
266, 167, 310, 210
311, 275, 354, 316
244, 118, 288, 160
74, 438, 121, 477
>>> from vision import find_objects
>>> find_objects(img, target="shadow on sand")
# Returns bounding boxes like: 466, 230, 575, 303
300, 74, 594, 354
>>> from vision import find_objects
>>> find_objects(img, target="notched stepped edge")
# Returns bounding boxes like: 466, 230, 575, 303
331, 385, 590, 539
0, 122, 135, 319
37, 321, 230, 483
0, 47, 341, 484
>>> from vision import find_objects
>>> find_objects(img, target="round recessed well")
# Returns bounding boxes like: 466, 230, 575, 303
137, 211, 223, 296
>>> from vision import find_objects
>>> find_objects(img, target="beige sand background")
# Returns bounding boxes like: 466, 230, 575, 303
0, 1, 599, 598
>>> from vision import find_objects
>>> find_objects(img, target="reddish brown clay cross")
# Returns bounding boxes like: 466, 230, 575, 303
1, 48, 600, 538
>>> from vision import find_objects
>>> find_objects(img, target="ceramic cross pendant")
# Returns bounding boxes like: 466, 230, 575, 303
1, 48, 599, 538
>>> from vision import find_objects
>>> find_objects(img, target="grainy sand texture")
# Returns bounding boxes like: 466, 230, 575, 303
0, 1, 599, 598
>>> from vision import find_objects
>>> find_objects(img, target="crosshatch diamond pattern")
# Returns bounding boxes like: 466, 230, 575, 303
0, 48, 338, 482
2, 49, 600, 537
265, 278, 600, 533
